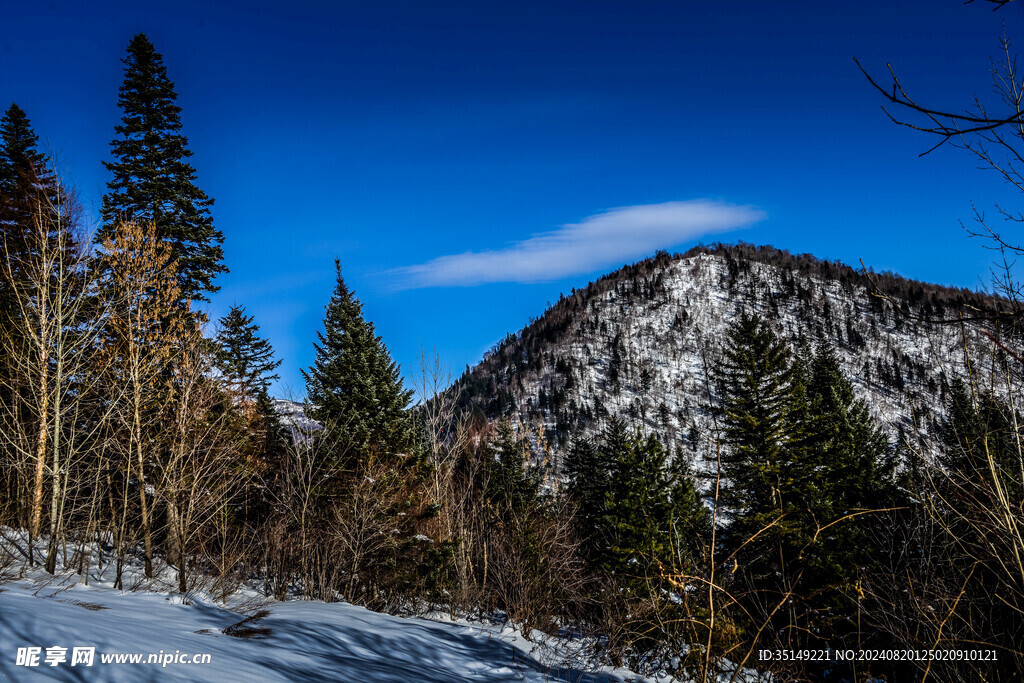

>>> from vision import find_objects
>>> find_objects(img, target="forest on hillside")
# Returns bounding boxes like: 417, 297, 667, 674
3, 13, 1024, 683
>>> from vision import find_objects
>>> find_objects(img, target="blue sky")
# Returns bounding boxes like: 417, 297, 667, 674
4, 0, 1024, 397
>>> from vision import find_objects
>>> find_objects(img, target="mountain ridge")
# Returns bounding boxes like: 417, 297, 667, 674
448, 243, 1014, 472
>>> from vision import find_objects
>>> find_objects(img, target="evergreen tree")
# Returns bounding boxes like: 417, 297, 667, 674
303, 260, 412, 458
214, 305, 282, 400
665, 448, 710, 571
1, 103, 61, 282
605, 431, 674, 577
98, 34, 225, 303
484, 420, 541, 520
213, 303, 287, 476
942, 379, 1023, 501
717, 313, 806, 549
1, 104, 52, 197
568, 417, 709, 584
563, 435, 611, 562
715, 313, 820, 652
805, 345, 895, 530
799, 344, 897, 643
717, 314, 898, 658
933, 382, 1024, 680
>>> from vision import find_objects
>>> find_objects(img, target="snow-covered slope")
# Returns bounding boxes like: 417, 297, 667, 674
271, 398, 320, 434
452, 244, 1011, 470
0, 562, 645, 682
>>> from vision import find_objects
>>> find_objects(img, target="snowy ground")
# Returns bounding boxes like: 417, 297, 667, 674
0, 540, 653, 682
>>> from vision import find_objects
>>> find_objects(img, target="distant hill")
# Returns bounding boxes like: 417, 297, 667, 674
448, 243, 1015, 475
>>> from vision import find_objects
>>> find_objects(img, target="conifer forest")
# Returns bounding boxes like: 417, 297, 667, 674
3, 3, 1024, 682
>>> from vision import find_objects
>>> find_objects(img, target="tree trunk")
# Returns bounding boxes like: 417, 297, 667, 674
166, 499, 185, 591
134, 401, 153, 578
29, 354, 49, 542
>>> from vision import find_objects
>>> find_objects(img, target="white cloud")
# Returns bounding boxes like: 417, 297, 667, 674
390, 200, 765, 288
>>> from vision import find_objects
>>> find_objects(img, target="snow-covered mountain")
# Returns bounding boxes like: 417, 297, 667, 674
450, 243, 1013, 471
272, 398, 320, 434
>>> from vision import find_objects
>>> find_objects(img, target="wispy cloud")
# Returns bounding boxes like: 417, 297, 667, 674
390, 200, 765, 288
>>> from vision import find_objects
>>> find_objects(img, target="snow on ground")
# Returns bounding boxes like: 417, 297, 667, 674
0, 540, 651, 682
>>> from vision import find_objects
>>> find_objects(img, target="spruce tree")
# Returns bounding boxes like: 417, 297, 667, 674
716, 313, 816, 648
99, 34, 225, 303
214, 305, 282, 400
942, 379, 1023, 501
800, 344, 896, 643
569, 417, 709, 583
1, 103, 62, 280
485, 420, 541, 520
303, 260, 412, 458
1, 104, 53, 196
935, 382, 1024, 679
805, 345, 894, 527
213, 305, 287, 519
214, 303, 286, 451
605, 431, 674, 577
563, 435, 611, 562
717, 313, 805, 546
665, 448, 710, 570
717, 315, 898, 656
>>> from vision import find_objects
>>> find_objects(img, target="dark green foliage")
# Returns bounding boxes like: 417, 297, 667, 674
565, 417, 709, 582
716, 313, 899, 658
563, 420, 710, 671
1, 103, 53, 200
717, 312, 805, 548
215, 305, 282, 400
665, 448, 710, 569
98, 34, 225, 303
485, 420, 542, 519
926, 380, 1024, 681
303, 260, 413, 459
563, 435, 610, 561
942, 379, 1024, 501
604, 431, 675, 578
213, 305, 288, 498
798, 346, 899, 642
0, 103, 62, 280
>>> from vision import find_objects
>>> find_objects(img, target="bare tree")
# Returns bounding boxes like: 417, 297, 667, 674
156, 327, 238, 594
0, 175, 107, 573
99, 220, 185, 580
857, 6, 1024, 311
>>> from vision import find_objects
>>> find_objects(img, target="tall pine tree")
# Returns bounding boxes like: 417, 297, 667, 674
213, 304, 287, 521
303, 260, 412, 459
717, 313, 806, 544
99, 34, 225, 303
